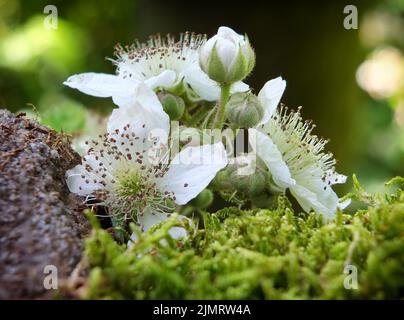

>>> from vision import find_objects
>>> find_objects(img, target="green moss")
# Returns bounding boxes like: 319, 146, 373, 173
77, 177, 404, 299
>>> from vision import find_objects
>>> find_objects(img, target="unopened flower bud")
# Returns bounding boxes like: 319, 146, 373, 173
199, 26, 255, 84
251, 193, 278, 208
226, 92, 264, 128
191, 189, 214, 209
230, 169, 266, 196
267, 174, 285, 194
158, 93, 185, 120
212, 165, 236, 190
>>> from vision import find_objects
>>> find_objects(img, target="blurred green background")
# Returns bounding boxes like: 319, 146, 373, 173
0, 0, 403, 192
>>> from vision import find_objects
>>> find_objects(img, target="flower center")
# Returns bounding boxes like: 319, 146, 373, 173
80, 125, 179, 225
116, 169, 144, 199
109, 166, 175, 226
112, 32, 206, 81
263, 106, 336, 186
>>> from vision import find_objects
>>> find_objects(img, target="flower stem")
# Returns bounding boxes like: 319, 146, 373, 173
187, 104, 209, 127
214, 83, 232, 129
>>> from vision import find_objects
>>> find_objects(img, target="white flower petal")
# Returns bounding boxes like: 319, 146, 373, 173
115, 81, 165, 115
66, 165, 103, 195
112, 70, 177, 106
137, 211, 165, 231
158, 142, 228, 205
144, 69, 177, 89
138, 212, 191, 239
168, 226, 189, 239
290, 183, 344, 220
338, 198, 351, 210
107, 83, 170, 152
290, 184, 332, 216
231, 81, 250, 94
64, 71, 177, 107
63, 73, 137, 98
200, 26, 247, 76
183, 64, 249, 101
199, 36, 218, 64
127, 233, 138, 250
182, 64, 220, 101
249, 128, 295, 188
216, 38, 237, 71
233, 153, 257, 176
217, 26, 244, 43
330, 173, 348, 185
258, 77, 286, 125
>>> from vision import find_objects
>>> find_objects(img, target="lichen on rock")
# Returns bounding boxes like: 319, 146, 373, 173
0, 110, 89, 299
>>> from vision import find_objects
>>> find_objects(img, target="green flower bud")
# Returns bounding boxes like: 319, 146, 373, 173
226, 92, 264, 128
230, 169, 267, 196
267, 176, 285, 194
199, 27, 255, 84
191, 189, 214, 209
212, 166, 235, 190
158, 93, 185, 120
251, 193, 278, 208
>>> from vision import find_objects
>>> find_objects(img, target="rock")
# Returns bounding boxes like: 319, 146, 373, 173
0, 110, 90, 299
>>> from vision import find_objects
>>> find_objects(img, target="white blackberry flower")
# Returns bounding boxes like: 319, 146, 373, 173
64, 32, 248, 103
249, 104, 349, 219
66, 84, 228, 237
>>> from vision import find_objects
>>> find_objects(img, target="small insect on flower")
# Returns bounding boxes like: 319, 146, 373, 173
66, 84, 228, 237
63, 31, 248, 104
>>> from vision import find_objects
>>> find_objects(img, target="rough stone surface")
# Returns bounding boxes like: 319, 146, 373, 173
0, 110, 89, 299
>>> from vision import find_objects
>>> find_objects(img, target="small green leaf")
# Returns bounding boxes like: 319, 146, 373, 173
385, 176, 404, 189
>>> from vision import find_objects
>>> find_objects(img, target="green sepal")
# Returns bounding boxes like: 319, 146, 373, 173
244, 35, 256, 75
206, 42, 228, 83
226, 45, 249, 83
159, 93, 185, 120
191, 189, 214, 209
226, 92, 264, 128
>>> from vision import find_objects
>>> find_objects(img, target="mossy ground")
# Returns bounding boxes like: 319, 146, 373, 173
67, 177, 404, 299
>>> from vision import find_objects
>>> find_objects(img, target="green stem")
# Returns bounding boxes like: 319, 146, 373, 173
214, 83, 232, 130
187, 105, 208, 127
